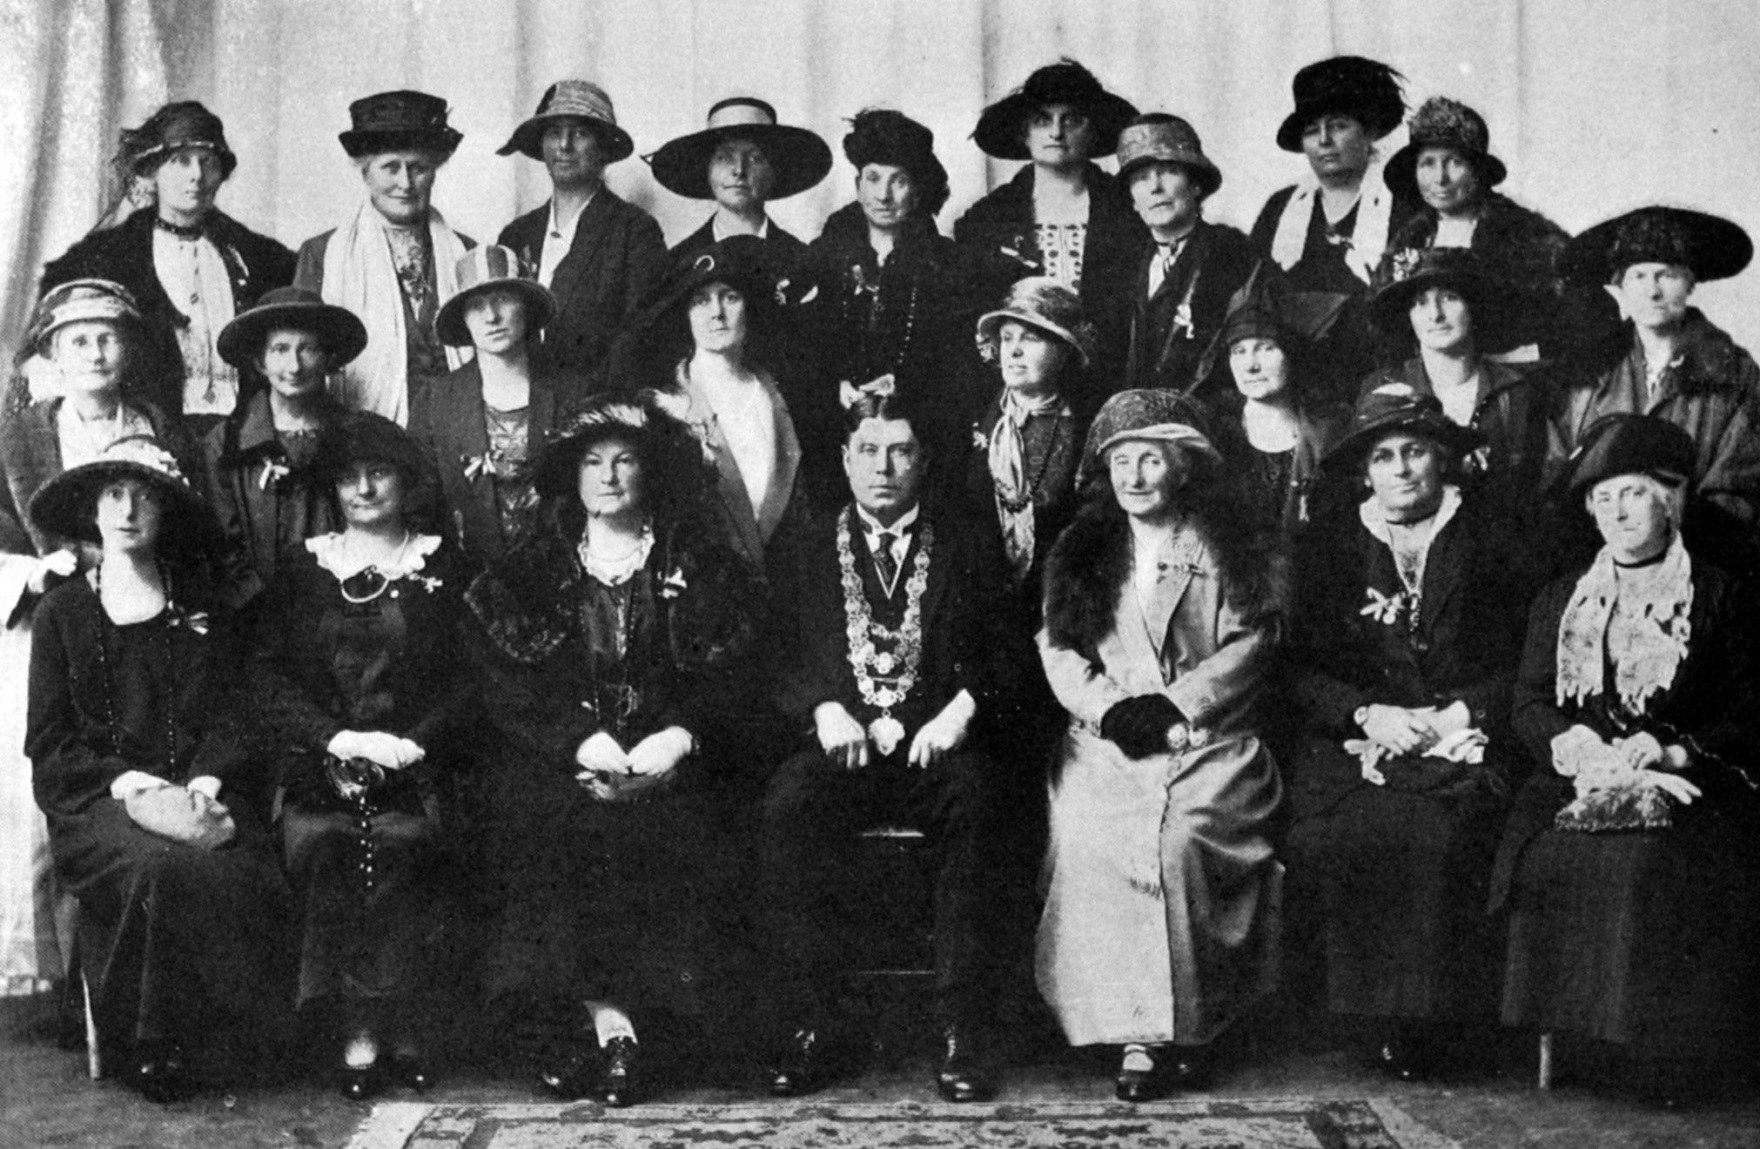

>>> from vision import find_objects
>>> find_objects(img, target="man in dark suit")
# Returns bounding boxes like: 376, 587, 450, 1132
496, 80, 668, 397
759, 393, 1027, 1103
1115, 115, 1255, 399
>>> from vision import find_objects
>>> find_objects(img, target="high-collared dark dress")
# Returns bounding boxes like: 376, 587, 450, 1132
466, 521, 759, 1024
39, 208, 298, 424
759, 503, 1025, 1027
28, 575, 291, 1071
1121, 220, 1256, 399
1283, 493, 1527, 1022
498, 190, 669, 398
407, 361, 566, 565
1491, 558, 1760, 1061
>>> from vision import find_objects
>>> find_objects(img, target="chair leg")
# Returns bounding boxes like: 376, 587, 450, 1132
1537, 1031, 1554, 1090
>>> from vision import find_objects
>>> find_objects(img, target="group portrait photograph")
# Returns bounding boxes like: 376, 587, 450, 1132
1, 1, 1759, 1147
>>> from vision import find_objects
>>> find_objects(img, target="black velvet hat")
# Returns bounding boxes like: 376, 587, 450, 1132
647, 97, 832, 200
1324, 382, 1483, 473
339, 90, 462, 159
1559, 206, 1753, 286
1369, 246, 1512, 353
1275, 55, 1406, 153
1565, 414, 1696, 497
971, 59, 1139, 160
843, 108, 950, 217
119, 101, 237, 179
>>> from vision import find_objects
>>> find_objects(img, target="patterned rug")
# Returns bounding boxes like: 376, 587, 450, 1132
348, 1098, 1461, 1148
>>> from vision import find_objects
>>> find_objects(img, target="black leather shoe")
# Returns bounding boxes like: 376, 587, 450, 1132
387, 1050, 433, 1093
1114, 1045, 1173, 1103
935, 1023, 996, 1103
767, 1028, 823, 1098
134, 1043, 194, 1104
600, 1036, 641, 1107
337, 1063, 382, 1102
538, 1041, 596, 1100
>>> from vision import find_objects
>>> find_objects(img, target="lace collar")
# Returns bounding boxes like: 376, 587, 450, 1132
306, 531, 441, 582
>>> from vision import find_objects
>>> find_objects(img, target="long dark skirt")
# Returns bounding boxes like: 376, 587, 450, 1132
1493, 773, 1760, 1060
282, 800, 443, 1009
1284, 738, 1508, 1021
50, 800, 294, 1068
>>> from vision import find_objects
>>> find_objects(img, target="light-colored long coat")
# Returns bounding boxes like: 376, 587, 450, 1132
1036, 521, 1282, 1047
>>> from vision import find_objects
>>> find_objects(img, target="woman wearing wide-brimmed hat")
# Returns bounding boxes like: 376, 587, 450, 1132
1362, 247, 1553, 541
1249, 56, 1421, 396
1548, 207, 1760, 554
788, 108, 990, 505
1375, 97, 1578, 360
1281, 383, 1527, 1081
248, 411, 468, 1101
294, 90, 475, 426
26, 434, 291, 1102
408, 244, 569, 565
1113, 113, 1256, 399
1037, 390, 1283, 1099
649, 97, 831, 270
39, 101, 298, 432
954, 60, 1145, 331
496, 80, 668, 389
199, 286, 366, 606
466, 394, 760, 1106
635, 236, 807, 574
1491, 414, 1760, 1100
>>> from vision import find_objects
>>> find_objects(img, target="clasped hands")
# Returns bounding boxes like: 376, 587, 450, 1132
1550, 725, 1700, 805
123, 776, 234, 850
1356, 701, 1471, 758
574, 727, 694, 802
814, 692, 974, 771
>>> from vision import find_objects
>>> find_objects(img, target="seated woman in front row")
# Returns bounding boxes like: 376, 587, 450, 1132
26, 436, 291, 1103
467, 395, 759, 1107
1492, 414, 1760, 1099
1283, 384, 1528, 1080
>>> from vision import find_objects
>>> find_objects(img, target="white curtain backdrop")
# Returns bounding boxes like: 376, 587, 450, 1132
4, 0, 1759, 370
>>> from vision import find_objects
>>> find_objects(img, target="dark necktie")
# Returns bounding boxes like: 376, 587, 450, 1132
873, 530, 899, 590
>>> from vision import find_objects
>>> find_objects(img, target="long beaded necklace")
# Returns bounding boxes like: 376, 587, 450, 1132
89, 566, 179, 774
837, 506, 932, 755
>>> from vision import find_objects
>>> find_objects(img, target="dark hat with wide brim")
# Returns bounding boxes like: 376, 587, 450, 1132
29, 435, 220, 557
647, 97, 832, 200
217, 286, 368, 372
498, 80, 633, 163
971, 59, 1140, 160
119, 101, 237, 179
1383, 96, 1506, 203
1369, 246, 1513, 352
435, 245, 557, 347
339, 89, 463, 159
1275, 55, 1406, 153
1565, 413, 1697, 498
1558, 206, 1753, 286
1324, 382, 1484, 472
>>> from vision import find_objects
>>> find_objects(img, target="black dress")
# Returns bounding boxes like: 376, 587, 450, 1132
1491, 560, 1760, 1061
251, 534, 471, 1014
27, 576, 291, 1073
1283, 494, 1527, 1022
466, 523, 759, 1036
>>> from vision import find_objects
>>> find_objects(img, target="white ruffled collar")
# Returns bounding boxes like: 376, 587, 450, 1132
306, 531, 441, 582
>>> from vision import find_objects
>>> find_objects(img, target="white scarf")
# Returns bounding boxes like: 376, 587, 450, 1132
1269, 157, 1396, 285
1555, 534, 1693, 714
321, 203, 471, 425
987, 388, 1066, 583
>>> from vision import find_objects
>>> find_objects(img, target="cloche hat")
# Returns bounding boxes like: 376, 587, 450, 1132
435, 245, 556, 347
1115, 114, 1223, 198
976, 277, 1096, 367
1383, 97, 1507, 202
971, 59, 1139, 160
30, 279, 144, 358
499, 80, 633, 163
1275, 55, 1406, 153
118, 101, 237, 179
1082, 389, 1224, 481
1565, 414, 1696, 498
647, 97, 832, 200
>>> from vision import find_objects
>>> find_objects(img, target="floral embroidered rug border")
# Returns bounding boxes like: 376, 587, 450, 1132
348, 1097, 1461, 1149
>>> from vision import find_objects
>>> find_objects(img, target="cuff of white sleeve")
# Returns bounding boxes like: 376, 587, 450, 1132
110, 771, 173, 800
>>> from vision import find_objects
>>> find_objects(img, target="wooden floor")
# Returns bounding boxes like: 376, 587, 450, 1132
5, 989, 1760, 1149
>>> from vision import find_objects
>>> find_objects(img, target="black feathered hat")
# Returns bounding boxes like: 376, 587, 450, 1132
1275, 55, 1406, 153
1559, 206, 1753, 286
843, 108, 950, 217
971, 59, 1139, 160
